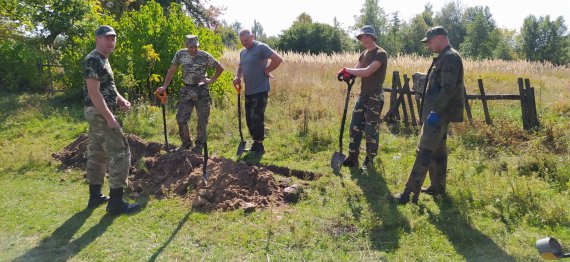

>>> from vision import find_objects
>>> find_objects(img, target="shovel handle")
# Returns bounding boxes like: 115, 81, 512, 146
155, 89, 167, 104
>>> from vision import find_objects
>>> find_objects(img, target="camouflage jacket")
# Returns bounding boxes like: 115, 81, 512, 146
422, 45, 465, 123
83, 50, 118, 109
171, 49, 219, 85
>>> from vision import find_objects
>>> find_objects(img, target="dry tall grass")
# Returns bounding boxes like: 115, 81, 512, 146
221, 49, 570, 119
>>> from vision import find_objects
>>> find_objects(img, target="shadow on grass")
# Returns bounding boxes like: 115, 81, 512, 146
428, 195, 516, 261
14, 209, 116, 262
148, 210, 193, 262
346, 159, 411, 252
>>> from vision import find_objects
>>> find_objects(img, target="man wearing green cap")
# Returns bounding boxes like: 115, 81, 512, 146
337, 25, 388, 168
83, 25, 140, 215
157, 34, 224, 153
391, 26, 465, 204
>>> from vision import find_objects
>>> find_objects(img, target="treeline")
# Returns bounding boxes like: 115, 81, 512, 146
217, 0, 569, 65
0, 0, 568, 95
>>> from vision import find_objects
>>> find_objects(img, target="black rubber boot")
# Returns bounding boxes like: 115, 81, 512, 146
106, 187, 141, 215
342, 152, 359, 167
87, 184, 109, 208
250, 142, 265, 155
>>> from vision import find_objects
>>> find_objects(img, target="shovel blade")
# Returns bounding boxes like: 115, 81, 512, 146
236, 141, 246, 156
331, 151, 346, 173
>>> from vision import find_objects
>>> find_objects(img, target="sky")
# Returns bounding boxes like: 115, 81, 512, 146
207, 0, 570, 37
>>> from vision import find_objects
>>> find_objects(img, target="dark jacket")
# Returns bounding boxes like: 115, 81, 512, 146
422, 45, 465, 123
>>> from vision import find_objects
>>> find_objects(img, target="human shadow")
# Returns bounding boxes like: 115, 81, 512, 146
428, 195, 516, 261
14, 208, 116, 261
148, 210, 193, 262
345, 160, 411, 252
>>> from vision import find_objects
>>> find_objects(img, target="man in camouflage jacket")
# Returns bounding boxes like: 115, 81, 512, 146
83, 25, 140, 215
392, 26, 465, 204
156, 35, 224, 153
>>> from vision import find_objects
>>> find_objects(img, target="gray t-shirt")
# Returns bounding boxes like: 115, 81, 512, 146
239, 41, 274, 95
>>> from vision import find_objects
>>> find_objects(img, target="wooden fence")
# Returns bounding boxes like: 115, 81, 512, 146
382, 71, 540, 130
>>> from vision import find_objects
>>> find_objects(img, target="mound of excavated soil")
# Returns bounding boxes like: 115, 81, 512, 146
53, 134, 320, 212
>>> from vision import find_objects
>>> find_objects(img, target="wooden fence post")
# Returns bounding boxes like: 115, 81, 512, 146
400, 74, 409, 126
518, 78, 530, 130
525, 78, 540, 129
463, 87, 474, 125
478, 79, 492, 125
404, 75, 417, 126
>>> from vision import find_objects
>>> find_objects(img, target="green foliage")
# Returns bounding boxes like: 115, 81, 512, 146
0, 39, 45, 92
400, 15, 430, 56
434, 1, 466, 49
279, 14, 353, 55
460, 6, 499, 59
518, 15, 569, 65
353, 0, 388, 37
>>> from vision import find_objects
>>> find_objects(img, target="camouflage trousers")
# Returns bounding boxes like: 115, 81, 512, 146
245, 91, 268, 142
348, 93, 384, 158
84, 106, 130, 189
176, 85, 211, 148
404, 121, 449, 194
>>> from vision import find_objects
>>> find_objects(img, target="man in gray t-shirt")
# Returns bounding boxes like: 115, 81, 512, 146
233, 29, 283, 155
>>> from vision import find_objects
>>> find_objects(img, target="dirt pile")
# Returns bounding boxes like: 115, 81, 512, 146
53, 134, 320, 212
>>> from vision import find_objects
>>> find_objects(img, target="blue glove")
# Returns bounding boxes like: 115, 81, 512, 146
427, 111, 440, 126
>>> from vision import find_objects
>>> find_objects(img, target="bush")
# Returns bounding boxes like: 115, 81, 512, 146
0, 40, 45, 92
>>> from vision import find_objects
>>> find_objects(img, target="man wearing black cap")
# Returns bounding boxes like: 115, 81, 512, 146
337, 25, 388, 168
83, 25, 141, 214
391, 26, 465, 204
157, 34, 224, 153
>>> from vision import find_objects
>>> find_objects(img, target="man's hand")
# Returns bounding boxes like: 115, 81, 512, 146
337, 68, 353, 81
200, 77, 213, 85
106, 117, 121, 129
117, 97, 131, 112
156, 86, 166, 94
233, 82, 242, 93
264, 68, 274, 78
427, 111, 440, 126
232, 77, 241, 87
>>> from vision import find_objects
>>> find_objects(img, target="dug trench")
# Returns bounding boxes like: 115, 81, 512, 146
52, 134, 322, 212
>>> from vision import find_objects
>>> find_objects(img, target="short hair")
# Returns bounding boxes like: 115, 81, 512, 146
238, 29, 252, 37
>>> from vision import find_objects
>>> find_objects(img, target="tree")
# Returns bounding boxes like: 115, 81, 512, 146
251, 20, 267, 41
279, 13, 353, 54
421, 3, 434, 27
434, 1, 465, 49
230, 20, 242, 33
383, 12, 403, 54
493, 28, 517, 60
353, 0, 388, 39
519, 15, 569, 64
460, 6, 499, 59
400, 14, 431, 56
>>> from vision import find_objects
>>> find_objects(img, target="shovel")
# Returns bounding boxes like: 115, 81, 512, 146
536, 237, 570, 260
330, 74, 355, 173
234, 83, 246, 156
155, 89, 170, 151
202, 130, 210, 184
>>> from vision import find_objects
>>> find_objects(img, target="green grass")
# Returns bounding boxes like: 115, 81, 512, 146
0, 86, 569, 261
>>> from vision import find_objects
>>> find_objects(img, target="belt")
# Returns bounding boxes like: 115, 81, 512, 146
84, 103, 116, 113
184, 83, 200, 88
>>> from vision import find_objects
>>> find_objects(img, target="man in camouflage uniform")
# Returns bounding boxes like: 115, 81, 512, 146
157, 35, 224, 153
391, 26, 465, 204
337, 25, 388, 168
232, 29, 283, 155
83, 25, 140, 215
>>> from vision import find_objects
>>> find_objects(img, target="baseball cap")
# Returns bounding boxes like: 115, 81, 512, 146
95, 25, 116, 37
421, 26, 448, 42
185, 35, 199, 47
